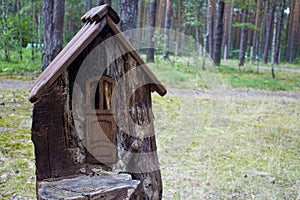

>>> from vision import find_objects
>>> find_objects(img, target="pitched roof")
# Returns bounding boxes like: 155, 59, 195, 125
29, 5, 166, 103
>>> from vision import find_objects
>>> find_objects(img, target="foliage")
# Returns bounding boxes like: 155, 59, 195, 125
233, 22, 257, 30
0, 49, 41, 73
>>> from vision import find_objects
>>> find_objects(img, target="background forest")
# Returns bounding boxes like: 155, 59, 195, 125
0, 0, 299, 71
0, 0, 300, 199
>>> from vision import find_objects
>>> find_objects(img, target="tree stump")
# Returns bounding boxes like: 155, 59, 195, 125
37, 173, 141, 200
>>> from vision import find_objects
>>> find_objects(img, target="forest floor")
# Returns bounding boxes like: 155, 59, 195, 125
0, 77, 299, 199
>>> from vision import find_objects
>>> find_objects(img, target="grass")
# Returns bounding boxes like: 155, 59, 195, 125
218, 65, 300, 91
0, 88, 35, 199
0, 53, 299, 199
146, 56, 300, 91
153, 91, 300, 199
1, 87, 299, 199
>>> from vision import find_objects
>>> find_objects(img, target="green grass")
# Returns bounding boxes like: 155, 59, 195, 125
0, 87, 299, 199
0, 54, 299, 199
146, 56, 300, 91
218, 65, 300, 91
153, 92, 300, 199
0, 88, 35, 198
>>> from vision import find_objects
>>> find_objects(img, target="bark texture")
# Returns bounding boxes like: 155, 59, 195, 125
213, 0, 225, 66
163, 0, 172, 60
263, 0, 276, 64
41, 0, 65, 71
146, 0, 157, 62
118, 0, 138, 31
239, 9, 249, 67
207, 0, 215, 59
2, 0, 9, 61
274, 0, 285, 64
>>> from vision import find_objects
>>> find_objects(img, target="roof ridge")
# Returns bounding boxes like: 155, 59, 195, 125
81, 4, 120, 24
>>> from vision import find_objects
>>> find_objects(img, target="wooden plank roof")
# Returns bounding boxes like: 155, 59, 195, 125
29, 5, 166, 103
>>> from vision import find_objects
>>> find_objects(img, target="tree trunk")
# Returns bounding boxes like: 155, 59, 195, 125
98, 0, 111, 5
227, 1, 233, 59
37, 10, 41, 50
239, 9, 249, 67
207, 0, 215, 59
290, 0, 299, 62
17, 0, 23, 60
213, 0, 225, 66
41, 0, 65, 71
30, 0, 35, 61
2, 0, 9, 62
175, 0, 181, 56
271, 3, 277, 78
88, 0, 92, 10
252, 0, 261, 63
156, 0, 165, 30
163, 0, 172, 60
118, 0, 138, 31
263, 0, 276, 64
146, 0, 157, 63
274, 0, 285, 64
285, 0, 293, 62
137, 0, 144, 50
222, 2, 231, 60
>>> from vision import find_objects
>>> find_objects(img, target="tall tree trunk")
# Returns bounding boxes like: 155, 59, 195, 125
30, 0, 35, 61
37, 10, 41, 50
98, 0, 111, 5
285, 0, 292, 62
252, 0, 261, 63
175, 0, 181, 56
2, 0, 9, 62
207, 0, 215, 59
17, 0, 23, 60
88, 0, 92, 10
156, 0, 165, 30
137, 0, 144, 50
271, 3, 277, 78
163, 0, 172, 60
227, 1, 233, 59
223, 2, 231, 60
41, 0, 65, 71
274, 0, 285, 64
118, 0, 138, 31
259, 1, 268, 60
290, 0, 299, 62
213, 0, 225, 66
263, 0, 276, 64
146, 0, 157, 62
239, 9, 249, 67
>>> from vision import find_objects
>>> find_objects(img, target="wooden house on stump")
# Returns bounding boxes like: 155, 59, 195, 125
29, 5, 166, 200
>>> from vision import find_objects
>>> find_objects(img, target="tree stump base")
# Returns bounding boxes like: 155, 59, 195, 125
37, 173, 141, 200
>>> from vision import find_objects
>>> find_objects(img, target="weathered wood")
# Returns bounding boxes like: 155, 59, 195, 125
37, 173, 141, 200
105, 16, 167, 97
107, 51, 163, 199
81, 4, 120, 24
32, 77, 78, 181
31, 6, 165, 200
29, 19, 107, 103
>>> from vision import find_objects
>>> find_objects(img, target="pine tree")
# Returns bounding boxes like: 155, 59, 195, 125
41, 0, 65, 71
213, 0, 225, 66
